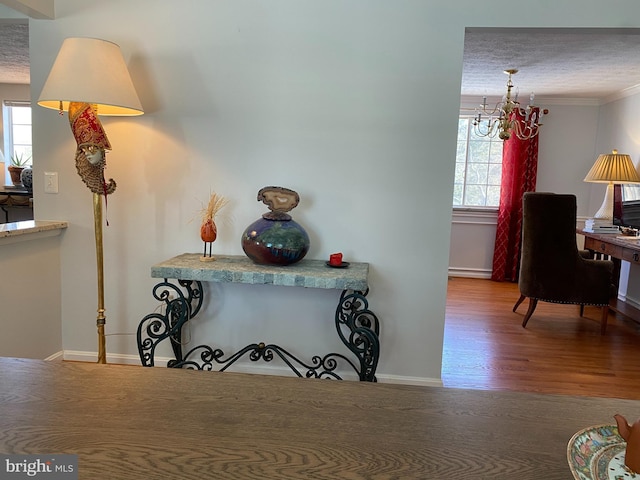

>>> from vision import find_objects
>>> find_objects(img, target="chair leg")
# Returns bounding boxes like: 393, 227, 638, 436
579, 305, 585, 317
600, 305, 609, 335
522, 298, 538, 328
513, 294, 526, 313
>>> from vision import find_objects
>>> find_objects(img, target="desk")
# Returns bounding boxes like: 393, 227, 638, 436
0, 187, 32, 223
1, 358, 638, 479
137, 254, 380, 381
580, 230, 640, 322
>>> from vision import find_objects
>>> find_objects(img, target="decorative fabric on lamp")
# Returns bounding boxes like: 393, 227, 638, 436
584, 150, 640, 221
37, 37, 143, 364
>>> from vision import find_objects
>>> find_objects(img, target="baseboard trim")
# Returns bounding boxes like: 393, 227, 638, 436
374, 374, 443, 387
63, 350, 142, 365
448, 267, 492, 279
623, 295, 640, 310
44, 351, 64, 362
61, 350, 443, 386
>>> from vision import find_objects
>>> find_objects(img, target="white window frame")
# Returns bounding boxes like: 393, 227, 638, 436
453, 116, 503, 210
3, 100, 33, 177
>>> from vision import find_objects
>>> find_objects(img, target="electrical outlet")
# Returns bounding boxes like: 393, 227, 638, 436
44, 172, 58, 193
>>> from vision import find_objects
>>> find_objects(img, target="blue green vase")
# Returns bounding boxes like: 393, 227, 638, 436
242, 216, 309, 265
241, 186, 310, 265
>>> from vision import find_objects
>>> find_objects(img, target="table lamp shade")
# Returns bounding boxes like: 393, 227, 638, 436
584, 150, 640, 184
38, 37, 143, 116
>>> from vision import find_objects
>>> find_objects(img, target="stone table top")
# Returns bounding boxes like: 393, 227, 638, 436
0, 220, 68, 246
151, 254, 369, 291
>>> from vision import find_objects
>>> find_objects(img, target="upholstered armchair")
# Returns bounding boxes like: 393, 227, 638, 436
513, 192, 614, 334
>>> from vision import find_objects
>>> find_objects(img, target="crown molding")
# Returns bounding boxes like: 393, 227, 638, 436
601, 83, 640, 105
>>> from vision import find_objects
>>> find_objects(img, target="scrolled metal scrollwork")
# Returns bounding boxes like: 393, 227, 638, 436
137, 279, 204, 366
335, 289, 380, 381
137, 280, 381, 382
170, 342, 360, 380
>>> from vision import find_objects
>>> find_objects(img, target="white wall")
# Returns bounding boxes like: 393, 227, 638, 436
0, 3, 29, 18
25, 0, 640, 384
0, 233, 63, 358
0, 0, 53, 19
538, 102, 602, 208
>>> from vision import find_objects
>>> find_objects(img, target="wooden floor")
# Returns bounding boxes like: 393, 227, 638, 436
442, 277, 640, 400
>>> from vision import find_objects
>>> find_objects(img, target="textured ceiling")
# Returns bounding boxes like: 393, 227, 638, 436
0, 21, 28, 84
3, 25, 640, 100
462, 28, 640, 100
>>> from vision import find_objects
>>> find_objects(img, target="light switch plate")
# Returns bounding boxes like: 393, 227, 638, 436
44, 172, 58, 193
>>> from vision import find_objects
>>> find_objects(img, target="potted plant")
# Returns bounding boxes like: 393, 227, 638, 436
8, 152, 31, 186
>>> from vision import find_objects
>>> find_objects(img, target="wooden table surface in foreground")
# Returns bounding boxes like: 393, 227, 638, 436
1, 358, 639, 479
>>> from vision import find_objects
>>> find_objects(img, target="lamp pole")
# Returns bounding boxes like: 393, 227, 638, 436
93, 192, 107, 364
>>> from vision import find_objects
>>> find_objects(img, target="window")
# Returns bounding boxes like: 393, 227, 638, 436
453, 117, 503, 208
3, 101, 32, 168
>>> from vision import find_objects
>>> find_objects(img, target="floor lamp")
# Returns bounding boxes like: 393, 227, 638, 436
38, 37, 144, 363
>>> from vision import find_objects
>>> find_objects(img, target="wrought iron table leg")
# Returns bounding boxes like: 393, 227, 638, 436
137, 279, 203, 367
335, 289, 380, 381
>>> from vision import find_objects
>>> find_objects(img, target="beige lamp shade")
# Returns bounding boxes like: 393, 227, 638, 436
584, 149, 640, 184
38, 37, 143, 116
584, 149, 640, 220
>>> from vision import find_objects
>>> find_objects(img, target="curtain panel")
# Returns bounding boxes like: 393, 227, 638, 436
491, 109, 540, 282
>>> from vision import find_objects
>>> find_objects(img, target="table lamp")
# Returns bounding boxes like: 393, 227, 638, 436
38, 37, 144, 364
584, 149, 640, 222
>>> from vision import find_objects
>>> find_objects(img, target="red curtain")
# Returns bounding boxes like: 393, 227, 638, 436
491, 110, 540, 282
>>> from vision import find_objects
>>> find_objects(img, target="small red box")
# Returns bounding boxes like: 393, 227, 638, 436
329, 253, 343, 266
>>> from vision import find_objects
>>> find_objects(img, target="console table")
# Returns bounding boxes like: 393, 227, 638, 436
137, 254, 380, 381
0, 187, 32, 223
580, 230, 640, 322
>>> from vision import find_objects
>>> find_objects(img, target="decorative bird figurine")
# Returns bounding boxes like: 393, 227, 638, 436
199, 192, 228, 262
614, 414, 640, 474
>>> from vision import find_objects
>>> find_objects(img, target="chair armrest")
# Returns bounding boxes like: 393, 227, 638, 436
582, 258, 614, 274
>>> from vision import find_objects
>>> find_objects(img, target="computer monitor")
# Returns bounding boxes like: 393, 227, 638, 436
613, 184, 640, 231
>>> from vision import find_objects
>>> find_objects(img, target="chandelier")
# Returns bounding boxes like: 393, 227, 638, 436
472, 69, 547, 141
